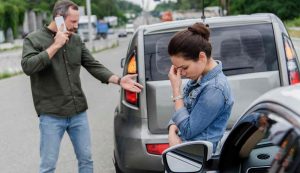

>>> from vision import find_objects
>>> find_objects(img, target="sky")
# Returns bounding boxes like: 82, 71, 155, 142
124, 0, 162, 11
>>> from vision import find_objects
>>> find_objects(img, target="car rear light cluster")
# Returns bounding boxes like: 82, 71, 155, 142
125, 54, 138, 105
284, 36, 300, 85
146, 143, 169, 155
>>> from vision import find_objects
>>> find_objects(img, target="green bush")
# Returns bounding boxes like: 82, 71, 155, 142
0, 71, 23, 80
285, 17, 300, 27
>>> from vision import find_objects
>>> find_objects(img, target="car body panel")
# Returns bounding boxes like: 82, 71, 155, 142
147, 71, 281, 134
247, 84, 300, 119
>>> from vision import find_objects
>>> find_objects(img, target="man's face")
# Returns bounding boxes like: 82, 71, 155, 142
64, 7, 79, 34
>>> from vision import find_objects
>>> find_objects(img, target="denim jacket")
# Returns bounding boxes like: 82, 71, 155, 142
170, 61, 234, 148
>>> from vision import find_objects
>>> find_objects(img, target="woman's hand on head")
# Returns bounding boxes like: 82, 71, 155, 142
168, 65, 182, 94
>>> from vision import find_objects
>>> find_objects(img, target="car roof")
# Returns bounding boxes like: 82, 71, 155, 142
249, 84, 300, 115
139, 13, 279, 35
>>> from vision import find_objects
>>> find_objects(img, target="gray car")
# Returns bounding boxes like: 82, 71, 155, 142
113, 13, 300, 172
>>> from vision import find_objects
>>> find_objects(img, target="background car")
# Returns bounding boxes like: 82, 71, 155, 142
125, 23, 135, 34
118, 29, 128, 37
163, 84, 300, 173
114, 13, 300, 173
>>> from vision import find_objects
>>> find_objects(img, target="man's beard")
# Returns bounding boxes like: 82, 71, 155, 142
69, 28, 78, 33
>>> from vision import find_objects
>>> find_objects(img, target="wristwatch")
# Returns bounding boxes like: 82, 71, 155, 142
117, 77, 122, 85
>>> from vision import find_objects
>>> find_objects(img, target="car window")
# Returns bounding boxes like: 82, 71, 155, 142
144, 23, 278, 81
144, 32, 174, 81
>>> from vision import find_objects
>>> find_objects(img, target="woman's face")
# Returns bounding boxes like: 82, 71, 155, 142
171, 53, 207, 80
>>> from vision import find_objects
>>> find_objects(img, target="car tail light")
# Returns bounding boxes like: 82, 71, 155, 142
125, 53, 138, 105
127, 56, 137, 74
146, 143, 169, 155
284, 36, 300, 85
125, 90, 137, 104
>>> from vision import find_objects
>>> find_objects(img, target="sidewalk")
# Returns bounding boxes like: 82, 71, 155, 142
0, 39, 23, 51
0, 36, 118, 74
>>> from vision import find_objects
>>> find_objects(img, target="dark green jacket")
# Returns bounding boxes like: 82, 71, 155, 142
21, 26, 114, 117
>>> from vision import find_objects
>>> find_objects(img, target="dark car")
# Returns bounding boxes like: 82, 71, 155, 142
163, 84, 300, 173
114, 13, 300, 172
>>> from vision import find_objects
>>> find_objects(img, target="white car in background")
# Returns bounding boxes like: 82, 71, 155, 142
125, 23, 135, 34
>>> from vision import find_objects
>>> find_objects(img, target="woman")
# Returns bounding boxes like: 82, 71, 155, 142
168, 22, 234, 151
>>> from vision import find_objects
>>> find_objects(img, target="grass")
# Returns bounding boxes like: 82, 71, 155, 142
0, 46, 22, 52
285, 17, 300, 27
285, 17, 300, 38
284, 17, 300, 38
288, 29, 300, 38
0, 71, 23, 80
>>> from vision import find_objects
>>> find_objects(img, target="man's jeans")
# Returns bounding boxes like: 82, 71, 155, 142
39, 112, 93, 173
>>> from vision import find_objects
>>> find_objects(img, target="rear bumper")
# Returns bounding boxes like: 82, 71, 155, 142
114, 113, 168, 172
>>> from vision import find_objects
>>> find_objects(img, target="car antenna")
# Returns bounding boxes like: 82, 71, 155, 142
201, 0, 206, 23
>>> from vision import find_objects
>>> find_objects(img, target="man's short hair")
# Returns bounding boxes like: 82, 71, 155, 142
52, 0, 78, 20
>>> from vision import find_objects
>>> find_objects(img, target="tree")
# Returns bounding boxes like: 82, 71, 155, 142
230, 0, 300, 20
0, 0, 141, 41
154, 0, 219, 13
0, 0, 28, 40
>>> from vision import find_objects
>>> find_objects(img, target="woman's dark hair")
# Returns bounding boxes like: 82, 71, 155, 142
168, 22, 212, 61
52, 0, 78, 20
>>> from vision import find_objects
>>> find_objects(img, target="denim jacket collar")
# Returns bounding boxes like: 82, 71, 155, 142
187, 60, 222, 87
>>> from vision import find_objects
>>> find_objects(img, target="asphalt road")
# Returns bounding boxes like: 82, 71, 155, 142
0, 36, 131, 173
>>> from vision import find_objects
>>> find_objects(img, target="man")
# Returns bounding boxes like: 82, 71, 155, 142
21, 0, 143, 172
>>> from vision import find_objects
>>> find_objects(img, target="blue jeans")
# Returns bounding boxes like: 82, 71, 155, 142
39, 112, 93, 173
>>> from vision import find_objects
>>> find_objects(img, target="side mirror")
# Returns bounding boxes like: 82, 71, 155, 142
162, 141, 213, 173
120, 58, 125, 68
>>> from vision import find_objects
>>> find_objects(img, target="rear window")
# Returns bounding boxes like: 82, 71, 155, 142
144, 23, 278, 81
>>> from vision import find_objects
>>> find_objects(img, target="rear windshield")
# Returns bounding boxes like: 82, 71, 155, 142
144, 23, 278, 81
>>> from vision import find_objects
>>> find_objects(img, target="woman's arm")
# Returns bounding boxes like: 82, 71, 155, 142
172, 87, 225, 140
168, 65, 184, 110
168, 124, 182, 147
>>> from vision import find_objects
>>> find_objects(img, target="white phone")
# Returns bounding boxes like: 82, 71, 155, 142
55, 16, 67, 32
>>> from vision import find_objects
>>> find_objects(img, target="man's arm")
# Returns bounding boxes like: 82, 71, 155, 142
109, 74, 143, 93
80, 42, 143, 92
46, 30, 69, 59
21, 30, 69, 75
108, 75, 120, 85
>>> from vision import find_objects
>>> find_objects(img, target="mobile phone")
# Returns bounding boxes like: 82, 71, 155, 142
54, 16, 67, 32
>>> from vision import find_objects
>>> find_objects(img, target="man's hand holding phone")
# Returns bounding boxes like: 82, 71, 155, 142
55, 16, 67, 32
46, 16, 70, 59
54, 16, 69, 48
